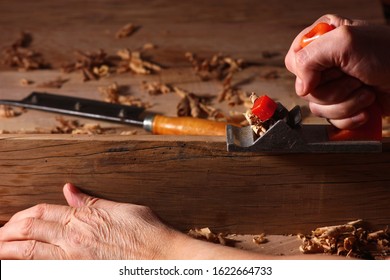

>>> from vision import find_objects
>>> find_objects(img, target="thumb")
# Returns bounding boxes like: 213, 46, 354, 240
63, 183, 114, 208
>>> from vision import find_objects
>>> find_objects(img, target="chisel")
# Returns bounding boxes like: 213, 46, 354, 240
0, 92, 228, 136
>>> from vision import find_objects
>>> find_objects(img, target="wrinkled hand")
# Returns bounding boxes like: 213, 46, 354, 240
0, 183, 178, 259
285, 14, 390, 129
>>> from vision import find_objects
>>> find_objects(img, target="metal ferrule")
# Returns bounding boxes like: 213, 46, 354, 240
143, 114, 156, 132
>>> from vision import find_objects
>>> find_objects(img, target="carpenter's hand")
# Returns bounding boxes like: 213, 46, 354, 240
285, 14, 390, 129
0, 183, 179, 259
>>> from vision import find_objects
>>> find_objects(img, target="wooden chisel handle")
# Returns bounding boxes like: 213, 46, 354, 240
144, 115, 227, 136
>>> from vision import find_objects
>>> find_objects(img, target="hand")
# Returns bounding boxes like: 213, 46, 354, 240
285, 14, 390, 129
0, 183, 180, 259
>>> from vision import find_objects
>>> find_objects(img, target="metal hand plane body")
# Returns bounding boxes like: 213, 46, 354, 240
226, 105, 382, 153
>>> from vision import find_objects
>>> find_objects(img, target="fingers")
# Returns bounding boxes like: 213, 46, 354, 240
327, 111, 368, 130
6, 203, 72, 225
0, 218, 63, 244
0, 240, 66, 260
303, 75, 363, 105
309, 86, 376, 129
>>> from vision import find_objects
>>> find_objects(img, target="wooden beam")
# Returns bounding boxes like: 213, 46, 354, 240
1, 134, 389, 234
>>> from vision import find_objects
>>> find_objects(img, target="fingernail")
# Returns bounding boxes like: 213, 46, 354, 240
295, 78, 304, 95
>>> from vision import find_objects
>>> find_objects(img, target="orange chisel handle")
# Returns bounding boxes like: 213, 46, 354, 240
300, 23, 382, 141
143, 114, 227, 136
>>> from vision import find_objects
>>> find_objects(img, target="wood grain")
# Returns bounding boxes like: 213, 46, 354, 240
1, 134, 389, 234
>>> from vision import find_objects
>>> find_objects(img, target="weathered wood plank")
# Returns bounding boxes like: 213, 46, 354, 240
1, 134, 389, 234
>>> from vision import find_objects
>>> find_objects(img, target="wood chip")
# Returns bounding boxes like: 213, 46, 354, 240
115, 23, 140, 39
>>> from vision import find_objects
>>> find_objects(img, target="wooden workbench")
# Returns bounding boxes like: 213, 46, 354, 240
0, 0, 389, 257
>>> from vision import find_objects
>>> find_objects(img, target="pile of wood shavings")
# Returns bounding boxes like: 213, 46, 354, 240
61, 49, 112, 81
185, 52, 243, 81
298, 219, 390, 259
1, 31, 50, 71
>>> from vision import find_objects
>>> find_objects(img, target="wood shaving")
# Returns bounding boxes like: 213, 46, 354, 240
117, 49, 161, 75
51, 117, 103, 135
185, 52, 244, 81
98, 82, 152, 108
298, 219, 390, 259
173, 86, 226, 121
188, 227, 236, 246
217, 72, 250, 106
1, 31, 50, 71
115, 23, 140, 39
253, 233, 268, 245
141, 81, 172, 95
19, 78, 34, 86
0, 105, 23, 118
61, 49, 111, 81
244, 93, 272, 136
142, 43, 157, 50
36, 77, 69, 89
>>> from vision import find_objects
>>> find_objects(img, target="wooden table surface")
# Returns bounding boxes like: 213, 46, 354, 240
0, 0, 385, 132
0, 0, 388, 258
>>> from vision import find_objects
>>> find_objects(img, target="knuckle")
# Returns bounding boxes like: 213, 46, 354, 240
32, 203, 48, 218
22, 240, 37, 260
21, 217, 36, 238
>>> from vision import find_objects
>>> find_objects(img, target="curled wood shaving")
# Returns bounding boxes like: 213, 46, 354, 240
252, 233, 268, 245
141, 81, 172, 96
185, 52, 244, 81
36, 77, 69, 89
188, 227, 235, 246
61, 49, 111, 81
98, 82, 152, 108
298, 219, 390, 259
0, 105, 23, 118
217, 72, 250, 106
19, 78, 34, 86
115, 23, 140, 39
173, 86, 226, 121
117, 49, 161, 75
142, 43, 157, 50
1, 31, 50, 71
